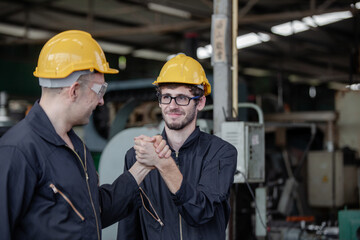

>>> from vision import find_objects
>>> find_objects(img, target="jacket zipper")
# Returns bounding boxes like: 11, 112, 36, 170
179, 214, 183, 240
67, 143, 101, 240
50, 183, 85, 221
175, 151, 183, 240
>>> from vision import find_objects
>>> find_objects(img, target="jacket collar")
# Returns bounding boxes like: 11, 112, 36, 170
162, 126, 201, 151
26, 100, 73, 146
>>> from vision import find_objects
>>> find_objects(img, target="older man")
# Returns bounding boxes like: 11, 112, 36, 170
0, 30, 169, 240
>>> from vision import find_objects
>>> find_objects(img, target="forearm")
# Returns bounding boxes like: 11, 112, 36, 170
156, 157, 183, 194
129, 161, 152, 185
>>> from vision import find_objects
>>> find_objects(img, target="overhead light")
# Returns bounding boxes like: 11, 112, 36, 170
271, 20, 310, 36
97, 41, 133, 55
0, 23, 171, 61
346, 83, 360, 91
272, 11, 353, 36
148, 3, 191, 19
236, 32, 270, 49
302, 17, 318, 27
288, 74, 320, 85
237, 33, 262, 48
197, 32, 270, 59
197, 2, 358, 59
243, 67, 272, 77
310, 11, 352, 26
132, 49, 170, 61
0, 23, 134, 55
166, 54, 177, 61
0, 22, 52, 39
197, 44, 212, 59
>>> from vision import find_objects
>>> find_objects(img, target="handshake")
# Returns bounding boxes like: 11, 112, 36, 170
133, 135, 172, 170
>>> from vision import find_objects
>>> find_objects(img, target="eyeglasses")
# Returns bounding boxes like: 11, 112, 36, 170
158, 94, 200, 106
90, 82, 108, 99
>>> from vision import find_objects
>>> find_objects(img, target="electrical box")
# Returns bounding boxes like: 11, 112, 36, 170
221, 121, 265, 183
307, 151, 344, 207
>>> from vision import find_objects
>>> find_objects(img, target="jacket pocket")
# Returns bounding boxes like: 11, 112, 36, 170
139, 187, 164, 227
49, 183, 85, 221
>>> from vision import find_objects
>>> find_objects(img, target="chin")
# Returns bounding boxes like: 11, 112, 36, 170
74, 118, 90, 127
165, 121, 186, 130
82, 118, 90, 125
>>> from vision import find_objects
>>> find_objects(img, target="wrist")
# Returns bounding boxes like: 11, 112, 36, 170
129, 161, 152, 185
156, 157, 175, 172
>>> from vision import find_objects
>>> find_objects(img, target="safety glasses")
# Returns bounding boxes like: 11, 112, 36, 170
90, 82, 108, 99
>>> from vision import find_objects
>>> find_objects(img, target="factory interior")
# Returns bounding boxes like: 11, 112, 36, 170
0, 0, 360, 239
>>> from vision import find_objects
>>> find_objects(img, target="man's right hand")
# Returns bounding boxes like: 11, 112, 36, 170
134, 135, 171, 158
133, 135, 171, 168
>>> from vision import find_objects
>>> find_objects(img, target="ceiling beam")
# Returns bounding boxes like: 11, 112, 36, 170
44, 5, 140, 27
0, 7, 26, 20
238, 6, 354, 24
90, 19, 211, 38
88, 6, 354, 37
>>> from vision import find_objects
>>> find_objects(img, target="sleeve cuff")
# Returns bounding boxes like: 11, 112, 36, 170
120, 171, 142, 208
171, 179, 188, 206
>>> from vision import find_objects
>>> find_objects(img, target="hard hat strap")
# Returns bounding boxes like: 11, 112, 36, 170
39, 70, 92, 88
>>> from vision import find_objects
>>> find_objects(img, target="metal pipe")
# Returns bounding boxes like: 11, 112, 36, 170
203, 102, 264, 124
232, 0, 238, 118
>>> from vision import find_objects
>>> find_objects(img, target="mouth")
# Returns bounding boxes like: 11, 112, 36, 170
166, 111, 183, 118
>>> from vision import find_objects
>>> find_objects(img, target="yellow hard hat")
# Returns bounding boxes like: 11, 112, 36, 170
153, 53, 211, 96
33, 30, 118, 78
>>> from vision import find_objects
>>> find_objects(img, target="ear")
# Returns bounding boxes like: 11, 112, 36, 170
196, 96, 206, 111
68, 82, 81, 102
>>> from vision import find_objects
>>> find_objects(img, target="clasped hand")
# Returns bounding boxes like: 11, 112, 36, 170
134, 135, 171, 168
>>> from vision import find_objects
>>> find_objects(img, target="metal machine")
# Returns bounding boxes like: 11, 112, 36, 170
0, 91, 15, 136
220, 103, 266, 239
220, 103, 265, 183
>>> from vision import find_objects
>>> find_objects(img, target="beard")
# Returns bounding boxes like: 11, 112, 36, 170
163, 106, 197, 130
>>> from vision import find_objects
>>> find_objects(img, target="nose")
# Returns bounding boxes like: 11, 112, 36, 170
168, 97, 178, 109
98, 97, 104, 106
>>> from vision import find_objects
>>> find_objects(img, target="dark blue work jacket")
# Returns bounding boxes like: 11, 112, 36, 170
0, 101, 140, 240
117, 127, 237, 240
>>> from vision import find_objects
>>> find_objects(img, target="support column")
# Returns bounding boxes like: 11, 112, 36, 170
212, 0, 232, 135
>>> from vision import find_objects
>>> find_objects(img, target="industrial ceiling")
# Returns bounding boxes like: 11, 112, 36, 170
0, 0, 359, 86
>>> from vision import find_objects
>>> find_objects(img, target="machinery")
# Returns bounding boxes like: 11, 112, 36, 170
338, 209, 360, 240
88, 85, 360, 240
221, 120, 265, 183
220, 103, 267, 239
0, 91, 15, 136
